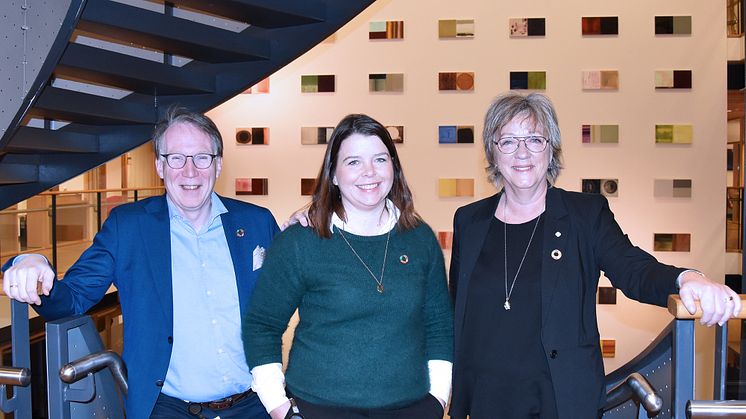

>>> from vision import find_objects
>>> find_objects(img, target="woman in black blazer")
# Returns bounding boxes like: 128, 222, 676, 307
447, 92, 740, 419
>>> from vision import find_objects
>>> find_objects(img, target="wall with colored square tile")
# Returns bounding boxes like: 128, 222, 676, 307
208, 1, 727, 378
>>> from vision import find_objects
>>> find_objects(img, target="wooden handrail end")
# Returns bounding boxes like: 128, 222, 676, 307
667, 294, 746, 320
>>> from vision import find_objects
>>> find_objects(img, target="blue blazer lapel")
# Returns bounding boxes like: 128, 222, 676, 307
141, 195, 174, 331
540, 187, 570, 326
219, 199, 253, 317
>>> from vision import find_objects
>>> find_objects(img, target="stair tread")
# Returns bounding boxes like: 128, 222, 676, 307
80, 0, 271, 63
166, 0, 326, 28
31, 87, 157, 125
7, 126, 99, 154
56, 43, 216, 95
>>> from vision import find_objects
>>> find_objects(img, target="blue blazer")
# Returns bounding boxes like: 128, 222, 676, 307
449, 187, 682, 419
27, 194, 279, 419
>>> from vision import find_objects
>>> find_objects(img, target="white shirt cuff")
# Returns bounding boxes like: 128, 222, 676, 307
676, 269, 704, 288
11, 254, 50, 267
428, 359, 453, 404
251, 363, 287, 413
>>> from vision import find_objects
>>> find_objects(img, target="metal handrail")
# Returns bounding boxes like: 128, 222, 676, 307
38, 186, 164, 196
0, 186, 163, 269
605, 372, 663, 415
60, 350, 128, 397
0, 186, 164, 215
0, 367, 30, 387
686, 400, 746, 418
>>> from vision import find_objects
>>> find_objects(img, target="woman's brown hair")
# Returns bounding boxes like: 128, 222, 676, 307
308, 114, 421, 238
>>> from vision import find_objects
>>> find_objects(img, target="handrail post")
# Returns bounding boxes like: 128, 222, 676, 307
669, 295, 746, 404
713, 323, 727, 400
96, 191, 102, 232
10, 300, 31, 409
741, 319, 746, 399
673, 318, 695, 419
51, 194, 57, 271
0, 300, 33, 418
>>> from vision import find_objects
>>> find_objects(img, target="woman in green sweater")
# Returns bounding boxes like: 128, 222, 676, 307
243, 114, 453, 419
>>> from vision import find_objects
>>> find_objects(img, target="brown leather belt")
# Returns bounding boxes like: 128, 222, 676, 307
199, 389, 255, 410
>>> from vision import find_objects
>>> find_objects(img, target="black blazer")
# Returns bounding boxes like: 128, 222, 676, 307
449, 187, 682, 419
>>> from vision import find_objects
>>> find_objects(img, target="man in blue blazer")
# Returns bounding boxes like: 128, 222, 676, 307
3, 108, 278, 419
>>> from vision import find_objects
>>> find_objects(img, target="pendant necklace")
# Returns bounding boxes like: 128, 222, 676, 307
339, 227, 391, 293
503, 196, 541, 310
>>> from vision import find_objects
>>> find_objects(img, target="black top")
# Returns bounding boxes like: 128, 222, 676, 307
450, 189, 683, 418
452, 215, 558, 419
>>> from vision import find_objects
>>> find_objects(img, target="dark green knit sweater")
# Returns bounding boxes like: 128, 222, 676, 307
243, 223, 454, 409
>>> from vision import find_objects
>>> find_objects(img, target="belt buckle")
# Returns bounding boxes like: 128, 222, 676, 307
206, 397, 232, 410
202, 389, 252, 411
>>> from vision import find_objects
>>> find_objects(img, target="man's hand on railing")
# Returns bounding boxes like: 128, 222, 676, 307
2, 254, 54, 305
678, 270, 742, 327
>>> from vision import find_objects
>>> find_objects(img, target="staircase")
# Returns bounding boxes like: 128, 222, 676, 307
0, 0, 375, 210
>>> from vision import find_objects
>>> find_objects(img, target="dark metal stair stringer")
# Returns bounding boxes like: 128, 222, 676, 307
0, 0, 377, 210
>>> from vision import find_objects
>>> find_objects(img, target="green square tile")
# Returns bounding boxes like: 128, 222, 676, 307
369, 21, 386, 32
527, 72, 546, 90
656, 125, 674, 143
301, 75, 318, 93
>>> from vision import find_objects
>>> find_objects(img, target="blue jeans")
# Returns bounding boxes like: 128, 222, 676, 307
150, 391, 270, 419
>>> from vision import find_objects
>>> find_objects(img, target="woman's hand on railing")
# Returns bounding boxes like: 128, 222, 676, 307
678, 271, 742, 326
2, 254, 54, 305
668, 294, 746, 324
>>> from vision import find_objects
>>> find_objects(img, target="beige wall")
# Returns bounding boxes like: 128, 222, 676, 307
209, 0, 726, 397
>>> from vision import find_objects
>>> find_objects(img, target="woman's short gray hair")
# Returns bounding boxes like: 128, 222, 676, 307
482, 92, 563, 186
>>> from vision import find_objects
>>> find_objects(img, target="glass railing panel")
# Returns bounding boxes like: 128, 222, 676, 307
0, 187, 163, 276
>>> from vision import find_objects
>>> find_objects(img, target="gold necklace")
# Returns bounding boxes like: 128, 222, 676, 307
338, 228, 391, 293
503, 197, 541, 310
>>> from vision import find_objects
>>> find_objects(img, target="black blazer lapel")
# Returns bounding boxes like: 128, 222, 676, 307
454, 193, 499, 339
540, 187, 570, 326
141, 196, 174, 331
460, 194, 500, 284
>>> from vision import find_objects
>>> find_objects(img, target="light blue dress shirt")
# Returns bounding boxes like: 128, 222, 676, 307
162, 193, 252, 401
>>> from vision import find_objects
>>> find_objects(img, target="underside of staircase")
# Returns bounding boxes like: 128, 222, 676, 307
0, 0, 375, 209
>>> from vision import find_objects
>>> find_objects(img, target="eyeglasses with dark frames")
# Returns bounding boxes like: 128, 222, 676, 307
160, 153, 217, 169
493, 135, 548, 154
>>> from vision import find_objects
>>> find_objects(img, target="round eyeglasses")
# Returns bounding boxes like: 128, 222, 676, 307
160, 153, 217, 169
493, 135, 548, 154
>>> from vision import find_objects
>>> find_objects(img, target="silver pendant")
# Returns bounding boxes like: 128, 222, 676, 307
377, 284, 384, 293
504, 300, 511, 310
